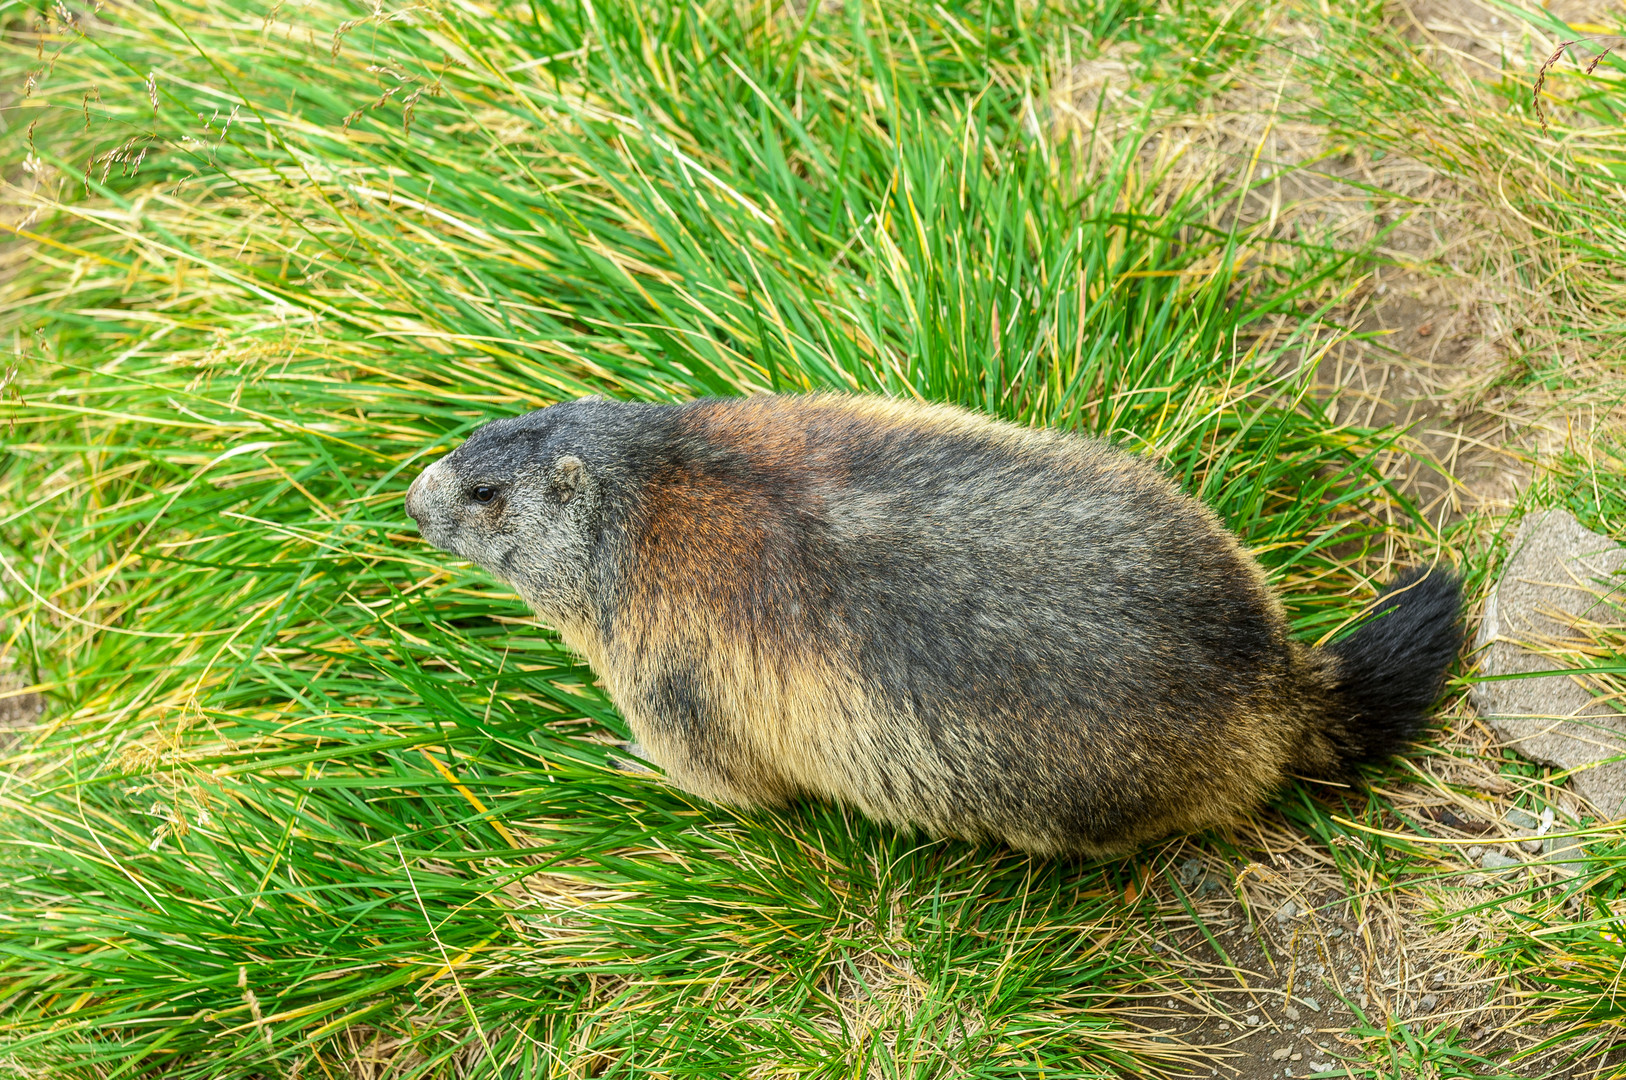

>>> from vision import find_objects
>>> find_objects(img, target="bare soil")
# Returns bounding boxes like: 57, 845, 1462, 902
0, 664, 40, 738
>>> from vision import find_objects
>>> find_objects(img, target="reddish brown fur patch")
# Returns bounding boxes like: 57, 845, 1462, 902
686, 396, 810, 462
635, 465, 767, 608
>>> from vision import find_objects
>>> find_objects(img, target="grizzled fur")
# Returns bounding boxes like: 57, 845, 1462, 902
406, 394, 1463, 856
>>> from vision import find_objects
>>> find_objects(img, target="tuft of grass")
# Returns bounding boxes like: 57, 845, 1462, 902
0, 0, 1548, 1075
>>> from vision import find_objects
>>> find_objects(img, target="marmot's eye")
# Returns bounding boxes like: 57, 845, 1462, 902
470, 485, 498, 504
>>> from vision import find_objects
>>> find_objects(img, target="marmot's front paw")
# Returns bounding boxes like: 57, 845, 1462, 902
609, 741, 654, 775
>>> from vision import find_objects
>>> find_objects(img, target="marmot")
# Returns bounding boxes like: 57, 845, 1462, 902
405, 394, 1462, 856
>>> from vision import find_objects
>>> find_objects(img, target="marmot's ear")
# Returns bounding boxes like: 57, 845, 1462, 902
552, 455, 586, 504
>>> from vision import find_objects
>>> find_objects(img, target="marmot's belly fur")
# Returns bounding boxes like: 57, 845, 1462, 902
406, 394, 1463, 856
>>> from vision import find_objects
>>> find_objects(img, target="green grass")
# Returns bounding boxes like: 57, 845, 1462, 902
1, 0, 1623, 1075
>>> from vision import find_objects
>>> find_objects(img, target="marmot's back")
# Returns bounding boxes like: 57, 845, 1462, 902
408, 394, 1463, 855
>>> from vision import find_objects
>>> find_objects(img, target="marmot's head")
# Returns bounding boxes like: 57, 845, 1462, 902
407, 399, 608, 617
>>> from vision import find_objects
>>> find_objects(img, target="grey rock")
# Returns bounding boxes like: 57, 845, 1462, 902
1417, 993, 1438, 1013
1275, 900, 1299, 924
1520, 837, 1545, 854
1472, 511, 1626, 818
1480, 851, 1522, 870
1541, 832, 1591, 877
1283, 1005, 1301, 1020
1272, 1048, 1292, 1060
1506, 807, 1540, 830
1299, 996, 1321, 1012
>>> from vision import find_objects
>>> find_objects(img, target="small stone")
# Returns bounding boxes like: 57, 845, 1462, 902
1417, 994, 1438, 1013
1283, 1005, 1301, 1021
1275, 900, 1300, 924
1465, 845, 1484, 860
1520, 837, 1544, 854
1326, 926, 1343, 939
1179, 857, 1205, 889
1247, 1014, 1261, 1026
1481, 851, 1522, 871
1312, 1064, 1333, 1074
1431, 971, 1446, 986
1542, 833, 1590, 877
1300, 996, 1321, 1012
1291, 1054, 1303, 1061
1272, 1048, 1292, 1060
1506, 807, 1540, 830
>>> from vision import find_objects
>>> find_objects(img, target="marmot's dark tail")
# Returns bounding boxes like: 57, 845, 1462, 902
1307, 565, 1464, 773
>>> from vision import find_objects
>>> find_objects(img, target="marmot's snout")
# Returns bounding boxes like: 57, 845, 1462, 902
404, 458, 452, 545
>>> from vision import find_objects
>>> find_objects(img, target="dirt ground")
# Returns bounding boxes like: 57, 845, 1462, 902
0, 663, 40, 741
1125, 792, 1622, 1078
